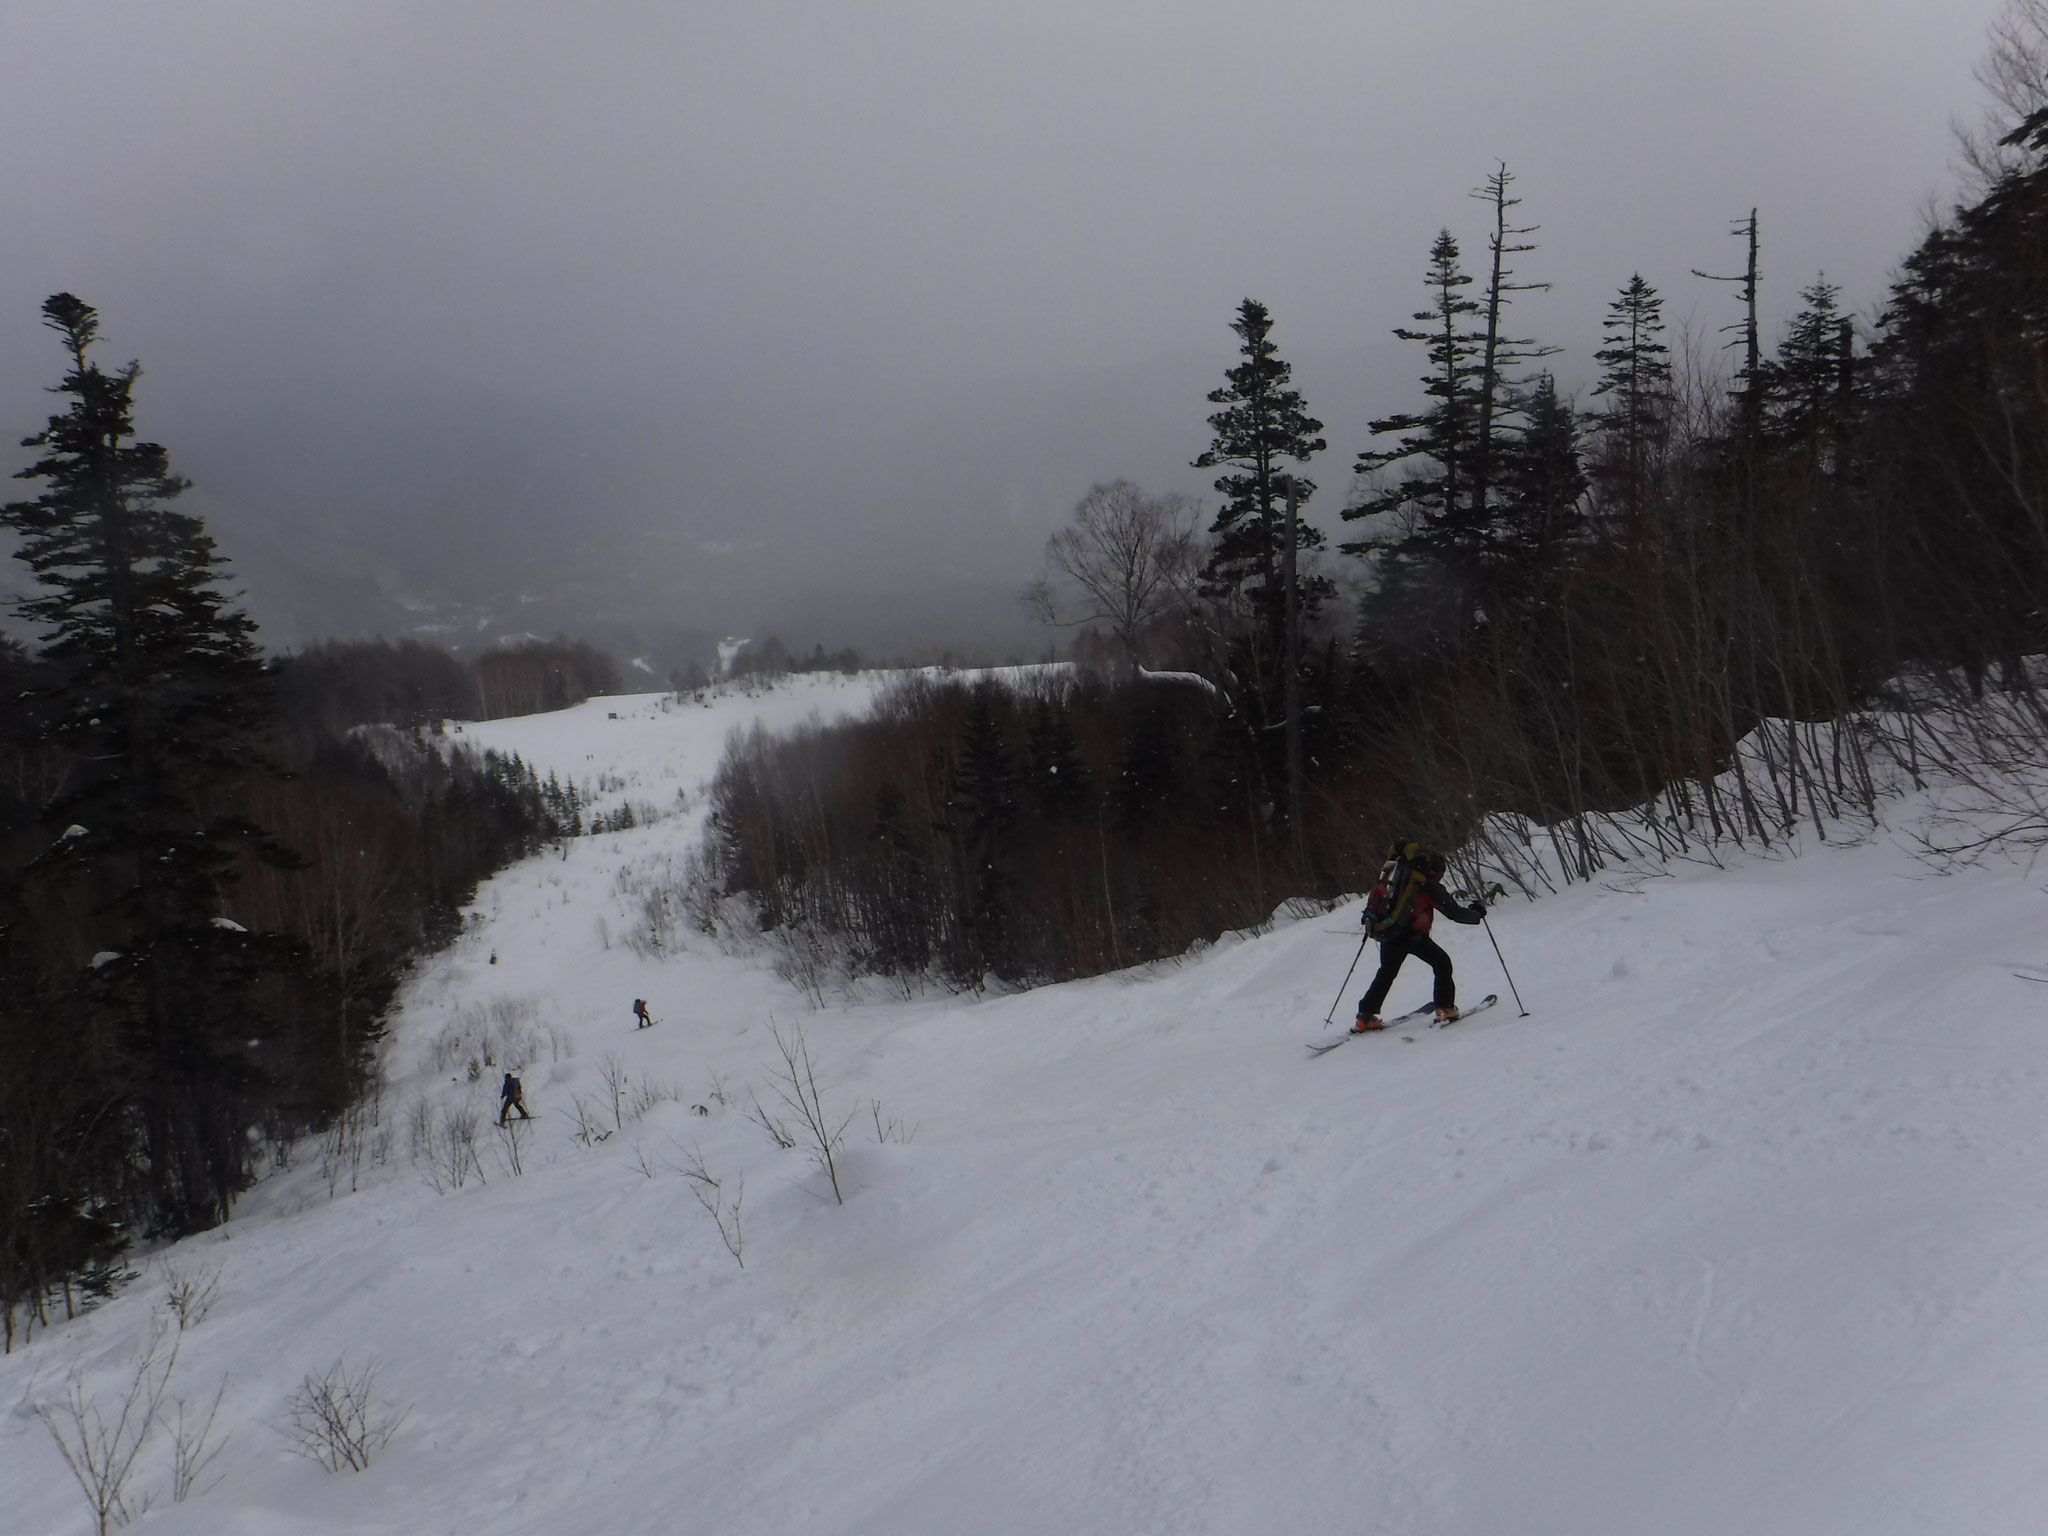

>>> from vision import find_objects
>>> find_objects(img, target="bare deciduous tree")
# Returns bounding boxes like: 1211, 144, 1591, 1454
35, 1330, 176, 1534
1960, 0, 2048, 185
1023, 479, 1199, 666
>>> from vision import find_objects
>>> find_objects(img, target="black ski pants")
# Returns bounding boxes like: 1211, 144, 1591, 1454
1357, 930, 1456, 1020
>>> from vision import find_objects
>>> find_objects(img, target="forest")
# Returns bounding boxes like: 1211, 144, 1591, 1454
702, 107, 2048, 993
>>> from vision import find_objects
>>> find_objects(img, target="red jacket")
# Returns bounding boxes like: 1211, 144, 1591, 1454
1403, 878, 1485, 937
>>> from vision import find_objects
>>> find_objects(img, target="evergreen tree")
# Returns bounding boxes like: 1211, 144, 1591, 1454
1110, 702, 1181, 834
0, 294, 298, 1235
1868, 145, 2048, 675
1194, 299, 1330, 650
1469, 164, 1555, 519
1349, 232, 1485, 548
1022, 699, 1091, 819
862, 781, 933, 976
942, 685, 1020, 979
1348, 231, 1489, 640
1763, 277, 1855, 460
1491, 373, 1589, 606
1588, 274, 1674, 515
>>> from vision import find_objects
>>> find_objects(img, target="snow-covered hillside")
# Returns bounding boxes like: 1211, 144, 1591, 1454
7, 676, 2048, 1536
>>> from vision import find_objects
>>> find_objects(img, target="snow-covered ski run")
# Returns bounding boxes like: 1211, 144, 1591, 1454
6, 678, 2048, 1536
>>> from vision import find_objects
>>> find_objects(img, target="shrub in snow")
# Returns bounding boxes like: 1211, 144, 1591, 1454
568, 1094, 614, 1146
279, 1357, 409, 1472
167, 1372, 232, 1503
34, 1330, 175, 1534
762, 1022, 854, 1204
159, 1259, 223, 1331
675, 1142, 745, 1268
408, 1097, 488, 1193
869, 1099, 917, 1145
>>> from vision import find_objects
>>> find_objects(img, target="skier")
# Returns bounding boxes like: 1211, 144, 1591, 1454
632, 998, 653, 1030
1354, 848, 1487, 1031
498, 1072, 532, 1126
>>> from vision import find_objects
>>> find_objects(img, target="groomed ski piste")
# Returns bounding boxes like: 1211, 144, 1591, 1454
7, 668, 2048, 1536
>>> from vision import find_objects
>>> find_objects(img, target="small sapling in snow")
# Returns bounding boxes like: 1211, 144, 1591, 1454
674, 1142, 746, 1268
764, 1022, 855, 1204
34, 1329, 176, 1534
160, 1259, 223, 1331
279, 1357, 409, 1472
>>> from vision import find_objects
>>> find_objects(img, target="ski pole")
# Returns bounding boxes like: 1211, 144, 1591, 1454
1322, 933, 1372, 1026
1481, 914, 1529, 1017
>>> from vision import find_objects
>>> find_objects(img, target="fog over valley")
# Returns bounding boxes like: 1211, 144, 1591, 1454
0, 0, 2004, 659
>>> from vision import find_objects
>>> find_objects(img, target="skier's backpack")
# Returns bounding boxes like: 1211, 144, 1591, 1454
1363, 840, 1430, 938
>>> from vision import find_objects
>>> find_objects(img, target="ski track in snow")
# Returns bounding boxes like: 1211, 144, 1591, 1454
6, 675, 2048, 1534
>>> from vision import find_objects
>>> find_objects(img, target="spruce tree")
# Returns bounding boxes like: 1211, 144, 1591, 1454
943, 685, 1020, 980
1347, 231, 1489, 638
1870, 133, 2048, 680
1491, 373, 1589, 606
1350, 232, 1484, 542
1588, 274, 1674, 516
1110, 702, 1181, 834
1, 294, 297, 1234
1194, 299, 1330, 649
1764, 277, 1855, 458
1023, 699, 1091, 819
863, 781, 933, 976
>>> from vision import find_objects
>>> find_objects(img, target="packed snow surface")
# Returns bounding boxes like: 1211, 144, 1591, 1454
7, 673, 2048, 1534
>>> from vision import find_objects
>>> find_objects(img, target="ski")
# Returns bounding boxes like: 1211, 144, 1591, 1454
1306, 1000, 1438, 1055
1428, 993, 1499, 1027
1306, 993, 1503, 1053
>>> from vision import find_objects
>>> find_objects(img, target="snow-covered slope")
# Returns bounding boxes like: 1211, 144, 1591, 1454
7, 679, 2048, 1536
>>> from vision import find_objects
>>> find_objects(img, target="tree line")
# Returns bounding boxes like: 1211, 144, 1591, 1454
701, 81, 2048, 991
276, 635, 620, 738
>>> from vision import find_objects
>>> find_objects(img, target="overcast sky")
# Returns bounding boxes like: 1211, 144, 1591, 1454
0, 0, 2014, 654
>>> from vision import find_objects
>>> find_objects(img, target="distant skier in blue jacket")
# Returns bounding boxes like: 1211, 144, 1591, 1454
1354, 849, 1486, 1031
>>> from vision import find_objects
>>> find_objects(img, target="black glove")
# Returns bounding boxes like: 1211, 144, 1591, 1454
1471, 902, 1488, 920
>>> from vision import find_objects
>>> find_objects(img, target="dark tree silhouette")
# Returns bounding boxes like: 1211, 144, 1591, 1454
1194, 299, 1330, 651
1588, 274, 1674, 517
1468, 164, 1555, 520
1, 294, 300, 1235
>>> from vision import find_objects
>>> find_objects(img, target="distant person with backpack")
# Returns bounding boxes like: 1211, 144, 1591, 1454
498, 1072, 532, 1125
632, 998, 653, 1030
1354, 842, 1487, 1032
